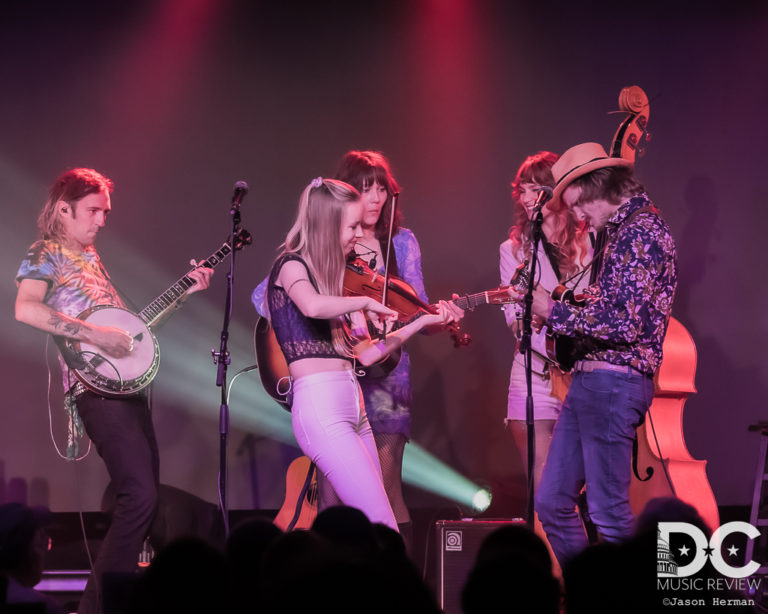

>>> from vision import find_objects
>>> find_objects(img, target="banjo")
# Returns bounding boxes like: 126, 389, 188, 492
56, 228, 250, 397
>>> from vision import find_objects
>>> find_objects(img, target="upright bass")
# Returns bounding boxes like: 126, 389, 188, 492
630, 317, 719, 531
606, 85, 719, 530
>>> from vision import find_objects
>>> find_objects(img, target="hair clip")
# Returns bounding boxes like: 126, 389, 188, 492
310, 176, 323, 189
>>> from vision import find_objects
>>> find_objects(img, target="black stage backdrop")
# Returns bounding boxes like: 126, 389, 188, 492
0, 0, 765, 515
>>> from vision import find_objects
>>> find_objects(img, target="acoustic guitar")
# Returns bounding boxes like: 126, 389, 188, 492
273, 455, 318, 531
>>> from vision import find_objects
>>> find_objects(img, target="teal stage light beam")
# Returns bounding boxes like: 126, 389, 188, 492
155, 328, 297, 447
159, 332, 491, 512
94, 243, 492, 512
403, 444, 492, 512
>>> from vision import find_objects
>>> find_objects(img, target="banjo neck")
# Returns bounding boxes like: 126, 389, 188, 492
140, 239, 233, 327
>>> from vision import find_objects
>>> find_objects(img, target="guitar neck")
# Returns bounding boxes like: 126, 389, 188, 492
451, 291, 496, 311
140, 240, 232, 327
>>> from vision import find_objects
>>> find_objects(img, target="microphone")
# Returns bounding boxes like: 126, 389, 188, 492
531, 185, 553, 213
230, 181, 249, 213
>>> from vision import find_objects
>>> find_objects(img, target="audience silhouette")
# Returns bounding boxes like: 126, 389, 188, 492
18, 497, 760, 613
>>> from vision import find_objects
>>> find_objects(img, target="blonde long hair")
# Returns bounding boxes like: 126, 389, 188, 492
281, 178, 360, 355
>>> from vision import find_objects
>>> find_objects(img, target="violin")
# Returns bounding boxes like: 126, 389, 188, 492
343, 257, 472, 348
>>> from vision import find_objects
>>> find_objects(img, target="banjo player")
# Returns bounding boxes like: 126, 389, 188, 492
14, 168, 213, 614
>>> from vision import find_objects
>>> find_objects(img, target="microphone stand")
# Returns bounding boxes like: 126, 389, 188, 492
518, 204, 545, 530
212, 185, 247, 537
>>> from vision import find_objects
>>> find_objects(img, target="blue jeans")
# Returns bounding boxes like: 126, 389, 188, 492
534, 369, 653, 566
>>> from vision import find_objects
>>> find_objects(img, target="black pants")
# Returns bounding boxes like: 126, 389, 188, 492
75, 392, 159, 614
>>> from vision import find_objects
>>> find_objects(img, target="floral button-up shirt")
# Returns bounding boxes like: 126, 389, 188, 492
547, 193, 678, 375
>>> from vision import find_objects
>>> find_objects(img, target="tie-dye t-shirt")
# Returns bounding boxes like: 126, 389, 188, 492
16, 239, 125, 390
16, 239, 124, 316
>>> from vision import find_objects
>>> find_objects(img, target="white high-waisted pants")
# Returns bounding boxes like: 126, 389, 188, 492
291, 369, 397, 530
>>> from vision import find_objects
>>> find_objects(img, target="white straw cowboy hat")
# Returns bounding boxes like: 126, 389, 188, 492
551, 142, 633, 205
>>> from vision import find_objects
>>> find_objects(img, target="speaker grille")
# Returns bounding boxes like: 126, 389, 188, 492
435, 519, 525, 614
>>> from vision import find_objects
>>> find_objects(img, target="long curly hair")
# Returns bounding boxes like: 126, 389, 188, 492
508, 151, 587, 279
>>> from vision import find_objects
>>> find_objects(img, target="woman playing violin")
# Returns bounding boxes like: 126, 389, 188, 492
265, 177, 460, 530
500, 151, 591, 495
333, 150, 465, 546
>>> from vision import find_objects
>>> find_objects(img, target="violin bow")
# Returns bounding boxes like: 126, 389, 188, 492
379, 190, 400, 337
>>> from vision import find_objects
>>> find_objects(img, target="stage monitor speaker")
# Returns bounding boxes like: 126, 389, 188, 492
435, 518, 525, 614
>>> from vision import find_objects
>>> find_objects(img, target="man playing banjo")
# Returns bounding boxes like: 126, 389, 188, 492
14, 168, 213, 614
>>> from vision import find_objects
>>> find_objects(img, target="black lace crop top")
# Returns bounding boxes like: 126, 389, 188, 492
267, 253, 350, 364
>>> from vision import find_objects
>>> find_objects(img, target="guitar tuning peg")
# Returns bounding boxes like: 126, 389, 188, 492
638, 147, 646, 158
645, 131, 652, 141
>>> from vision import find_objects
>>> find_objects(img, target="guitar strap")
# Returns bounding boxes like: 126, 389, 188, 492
93, 251, 139, 312
589, 229, 607, 285
52, 334, 87, 370
286, 462, 317, 532
576, 204, 661, 287
538, 234, 562, 282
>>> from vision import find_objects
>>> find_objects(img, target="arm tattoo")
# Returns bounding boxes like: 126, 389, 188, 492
48, 313, 83, 337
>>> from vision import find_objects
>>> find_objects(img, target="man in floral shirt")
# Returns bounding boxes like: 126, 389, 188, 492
520, 143, 678, 566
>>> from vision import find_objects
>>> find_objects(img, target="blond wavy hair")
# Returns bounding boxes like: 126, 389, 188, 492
281, 178, 361, 355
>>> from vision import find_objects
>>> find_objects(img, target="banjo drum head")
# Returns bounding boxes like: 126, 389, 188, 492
77, 306, 158, 384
